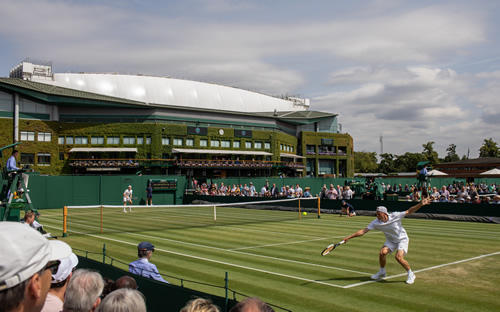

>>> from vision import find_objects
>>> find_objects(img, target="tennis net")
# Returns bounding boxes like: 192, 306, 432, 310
63, 197, 320, 236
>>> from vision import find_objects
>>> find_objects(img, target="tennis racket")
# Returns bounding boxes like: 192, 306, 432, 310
321, 240, 345, 256
131, 196, 138, 200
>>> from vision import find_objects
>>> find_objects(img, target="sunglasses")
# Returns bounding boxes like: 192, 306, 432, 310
43, 260, 61, 275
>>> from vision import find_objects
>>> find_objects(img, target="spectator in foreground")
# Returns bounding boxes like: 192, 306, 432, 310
181, 298, 220, 312
63, 269, 104, 312
230, 297, 274, 312
41, 253, 79, 312
128, 242, 169, 284
0, 222, 72, 312
114, 276, 137, 291
95, 289, 146, 312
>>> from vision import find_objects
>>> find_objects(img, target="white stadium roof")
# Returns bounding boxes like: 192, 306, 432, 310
30, 72, 309, 113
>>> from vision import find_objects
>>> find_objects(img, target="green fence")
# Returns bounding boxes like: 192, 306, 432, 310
24, 175, 186, 209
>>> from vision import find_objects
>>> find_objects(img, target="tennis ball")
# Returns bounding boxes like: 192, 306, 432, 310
303, 212, 307, 216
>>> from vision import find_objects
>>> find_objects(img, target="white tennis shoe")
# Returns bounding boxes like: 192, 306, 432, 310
371, 270, 386, 280
123, 210, 127, 213
406, 271, 416, 284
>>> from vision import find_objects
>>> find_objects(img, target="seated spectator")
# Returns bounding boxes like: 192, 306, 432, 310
128, 242, 169, 284
95, 289, 146, 312
181, 298, 220, 312
438, 194, 448, 203
230, 297, 274, 312
492, 195, 500, 204
114, 276, 137, 291
100, 278, 115, 301
449, 195, 457, 203
0, 222, 72, 312
473, 196, 481, 204
303, 187, 312, 198
63, 269, 105, 312
41, 253, 78, 312
21, 211, 50, 237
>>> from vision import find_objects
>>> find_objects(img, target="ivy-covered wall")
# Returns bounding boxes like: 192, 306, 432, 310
0, 118, 305, 175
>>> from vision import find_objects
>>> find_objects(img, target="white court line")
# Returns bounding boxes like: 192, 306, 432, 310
343, 251, 500, 288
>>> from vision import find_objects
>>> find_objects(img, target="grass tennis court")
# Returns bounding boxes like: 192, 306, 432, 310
37, 204, 500, 312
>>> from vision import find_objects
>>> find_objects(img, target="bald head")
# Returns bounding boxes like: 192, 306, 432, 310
114, 276, 137, 290
230, 297, 274, 312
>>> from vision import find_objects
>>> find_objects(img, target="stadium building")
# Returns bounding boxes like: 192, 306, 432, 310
0, 59, 354, 179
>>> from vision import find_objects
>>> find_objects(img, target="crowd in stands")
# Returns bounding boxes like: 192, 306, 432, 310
70, 159, 139, 167
192, 179, 500, 204
192, 180, 358, 200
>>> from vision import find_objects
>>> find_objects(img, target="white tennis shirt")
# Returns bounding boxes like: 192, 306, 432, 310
367, 211, 408, 243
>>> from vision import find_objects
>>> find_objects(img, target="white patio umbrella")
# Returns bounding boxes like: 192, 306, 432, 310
428, 169, 448, 176
479, 168, 500, 175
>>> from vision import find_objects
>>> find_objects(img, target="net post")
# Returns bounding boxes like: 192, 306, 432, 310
100, 205, 103, 234
298, 198, 301, 220
63, 206, 68, 237
317, 197, 321, 219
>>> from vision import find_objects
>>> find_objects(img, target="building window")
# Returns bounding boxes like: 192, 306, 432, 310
107, 136, 119, 144
58, 136, 65, 144
221, 140, 230, 148
146, 137, 152, 144
38, 132, 51, 142
264, 142, 271, 149
280, 144, 283, 150
254, 142, 262, 149
137, 137, 144, 145
306, 145, 315, 154
173, 138, 183, 146
186, 138, 194, 146
37, 153, 51, 166
211, 140, 220, 147
21, 153, 34, 165
162, 153, 169, 159
75, 136, 88, 145
66, 137, 74, 144
20, 131, 35, 141
91, 136, 104, 144
200, 139, 208, 147
286, 146, 290, 152
291, 146, 294, 153
162, 138, 170, 145
233, 141, 240, 148
59, 153, 64, 161
245, 141, 252, 149
123, 137, 135, 145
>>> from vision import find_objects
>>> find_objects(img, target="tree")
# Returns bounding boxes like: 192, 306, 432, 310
444, 143, 460, 162
378, 153, 396, 174
422, 141, 439, 165
354, 151, 378, 173
394, 152, 428, 172
479, 138, 499, 158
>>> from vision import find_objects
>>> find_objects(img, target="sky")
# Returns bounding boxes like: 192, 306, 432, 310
1, 0, 499, 159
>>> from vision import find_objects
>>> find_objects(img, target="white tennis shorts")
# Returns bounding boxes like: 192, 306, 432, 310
383, 238, 409, 255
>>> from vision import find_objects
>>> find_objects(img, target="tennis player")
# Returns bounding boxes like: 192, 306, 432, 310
342, 197, 431, 284
123, 185, 133, 213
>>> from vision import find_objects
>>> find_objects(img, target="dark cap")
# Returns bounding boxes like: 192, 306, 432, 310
138, 241, 154, 251
342, 200, 346, 205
